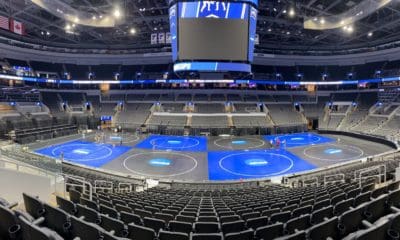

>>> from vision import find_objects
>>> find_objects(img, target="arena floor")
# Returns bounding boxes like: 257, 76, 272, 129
30, 132, 394, 181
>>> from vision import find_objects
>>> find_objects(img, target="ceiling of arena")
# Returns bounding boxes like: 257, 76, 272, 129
0, 0, 400, 53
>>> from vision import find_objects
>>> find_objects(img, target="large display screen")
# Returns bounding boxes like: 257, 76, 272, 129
178, 2, 249, 62
170, 0, 258, 72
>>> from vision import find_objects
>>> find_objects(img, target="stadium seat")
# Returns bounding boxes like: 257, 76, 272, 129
285, 214, 311, 234
155, 213, 174, 223
354, 192, 371, 206
270, 211, 291, 223
255, 222, 284, 240
56, 196, 77, 215
307, 217, 340, 240
100, 204, 119, 219
143, 217, 166, 233
0, 205, 21, 239
80, 197, 99, 212
42, 203, 70, 238
339, 206, 365, 236
342, 218, 392, 240
246, 216, 269, 229
76, 204, 100, 224
275, 230, 306, 240
221, 220, 245, 234
362, 194, 389, 223
169, 220, 193, 234
120, 211, 142, 225
127, 223, 156, 240
311, 206, 333, 225
194, 222, 220, 233
23, 193, 45, 219
224, 229, 254, 240
70, 216, 103, 240
190, 232, 223, 240
159, 229, 189, 240
68, 189, 81, 204
100, 214, 127, 237
334, 198, 354, 216
19, 215, 63, 240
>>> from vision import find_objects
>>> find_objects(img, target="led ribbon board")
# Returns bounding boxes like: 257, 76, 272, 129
169, 0, 258, 72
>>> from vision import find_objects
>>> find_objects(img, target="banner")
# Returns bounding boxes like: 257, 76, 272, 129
10, 19, 24, 35
150, 33, 157, 44
166, 32, 171, 44
0, 15, 9, 30
158, 32, 165, 44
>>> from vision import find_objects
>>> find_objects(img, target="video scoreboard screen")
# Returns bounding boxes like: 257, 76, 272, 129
169, 0, 258, 72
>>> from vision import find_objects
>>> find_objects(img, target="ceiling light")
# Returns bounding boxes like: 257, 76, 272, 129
368, 31, 373, 37
114, 8, 122, 18
289, 8, 295, 17
268, 28, 272, 32
282, 9, 287, 14
130, 28, 136, 35
73, 16, 79, 23
320, 18, 325, 24
46, 31, 50, 36
65, 24, 71, 30
92, 16, 97, 20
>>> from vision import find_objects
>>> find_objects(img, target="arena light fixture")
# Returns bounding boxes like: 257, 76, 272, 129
289, 8, 295, 17
30, 0, 117, 27
368, 31, 373, 37
113, 8, 122, 18
304, 0, 392, 30
130, 28, 136, 35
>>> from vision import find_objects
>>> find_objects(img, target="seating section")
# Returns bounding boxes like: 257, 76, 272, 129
1, 179, 399, 240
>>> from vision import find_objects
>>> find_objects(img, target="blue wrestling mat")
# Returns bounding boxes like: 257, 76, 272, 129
35, 140, 132, 168
208, 149, 316, 180
135, 135, 207, 152
264, 133, 334, 148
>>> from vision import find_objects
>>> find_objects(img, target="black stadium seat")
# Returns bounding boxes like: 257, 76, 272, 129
194, 222, 220, 233
56, 196, 77, 215
0, 205, 21, 240
159, 229, 189, 240
70, 216, 103, 240
221, 220, 245, 234
225, 229, 253, 240
190, 232, 223, 240
23, 193, 45, 219
19, 215, 63, 240
255, 222, 284, 240
169, 220, 193, 234
127, 223, 155, 240
307, 217, 340, 240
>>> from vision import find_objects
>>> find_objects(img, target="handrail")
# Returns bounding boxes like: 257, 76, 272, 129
63, 175, 93, 201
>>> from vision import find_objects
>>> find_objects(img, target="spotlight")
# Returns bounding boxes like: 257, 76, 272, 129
320, 18, 325, 24
368, 32, 373, 37
129, 28, 136, 35
114, 8, 122, 18
289, 8, 295, 17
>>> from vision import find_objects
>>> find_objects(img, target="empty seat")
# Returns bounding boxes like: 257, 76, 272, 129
0, 205, 21, 240
70, 216, 103, 240
255, 222, 284, 240
311, 206, 333, 225
220, 215, 240, 224
127, 223, 155, 240
100, 204, 119, 219
270, 211, 291, 223
80, 198, 99, 211
354, 192, 371, 206
363, 194, 389, 223
100, 214, 127, 237
388, 189, 400, 208
159, 229, 189, 240
56, 196, 76, 215
221, 220, 245, 235
68, 189, 81, 204
143, 217, 166, 233
176, 215, 196, 223
246, 216, 269, 230
275, 230, 306, 240
285, 214, 311, 234
190, 232, 223, 240
76, 204, 100, 224
115, 204, 131, 213
194, 222, 220, 233
313, 199, 330, 211
307, 217, 340, 240
19, 215, 63, 240
224, 229, 253, 240
120, 211, 141, 225
43, 203, 70, 238
334, 198, 353, 216
197, 216, 218, 222
292, 205, 312, 218
342, 218, 391, 240
155, 213, 174, 223
339, 206, 365, 236
23, 193, 45, 219
169, 220, 193, 235
135, 209, 152, 219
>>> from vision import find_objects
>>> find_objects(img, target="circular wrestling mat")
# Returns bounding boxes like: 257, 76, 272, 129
51, 143, 113, 162
123, 152, 198, 177
274, 133, 322, 145
303, 143, 364, 162
218, 151, 295, 177
214, 137, 266, 150
105, 134, 140, 144
149, 136, 200, 149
